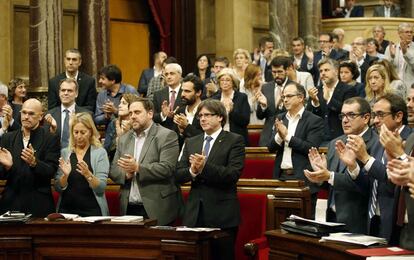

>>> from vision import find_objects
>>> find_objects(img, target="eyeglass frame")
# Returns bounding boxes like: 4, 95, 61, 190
196, 113, 217, 120
338, 112, 366, 121
371, 111, 393, 119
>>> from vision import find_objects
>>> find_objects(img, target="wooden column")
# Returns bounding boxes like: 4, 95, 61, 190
298, 0, 321, 47
269, 0, 298, 49
78, 0, 109, 78
29, 0, 62, 89
0, 1, 12, 84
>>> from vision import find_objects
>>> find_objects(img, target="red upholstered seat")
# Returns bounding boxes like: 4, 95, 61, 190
242, 157, 274, 179
248, 131, 261, 147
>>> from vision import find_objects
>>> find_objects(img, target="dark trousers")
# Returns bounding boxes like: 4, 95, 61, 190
311, 193, 318, 219
195, 202, 238, 260
127, 204, 148, 219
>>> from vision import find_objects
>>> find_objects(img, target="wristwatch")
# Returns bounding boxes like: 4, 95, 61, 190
398, 154, 408, 161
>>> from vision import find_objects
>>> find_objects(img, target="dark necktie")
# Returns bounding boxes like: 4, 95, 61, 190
203, 136, 213, 157
169, 90, 176, 111
61, 109, 70, 148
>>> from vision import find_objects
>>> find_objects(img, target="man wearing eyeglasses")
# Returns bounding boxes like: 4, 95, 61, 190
305, 97, 376, 234
268, 82, 324, 218
176, 99, 245, 260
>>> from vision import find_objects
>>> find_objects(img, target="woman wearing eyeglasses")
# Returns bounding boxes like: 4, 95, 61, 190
212, 68, 250, 145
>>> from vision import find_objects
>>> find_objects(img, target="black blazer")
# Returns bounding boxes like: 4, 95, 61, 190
176, 130, 245, 228
268, 110, 324, 194
256, 80, 292, 147
307, 81, 357, 142
152, 87, 183, 130
360, 55, 379, 84
297, 55, 310, 72
0, 127, 60, 217
379, 40, 390, 54
173, 105, 203, 148
212, 91, 250, 145
48, 72, 97, 112
137, 68, 154, 96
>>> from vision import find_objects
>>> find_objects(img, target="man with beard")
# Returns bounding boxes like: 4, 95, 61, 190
256, 56, 293, 146
173, 74, 203, 148
0, 99, 60, 217
307, 58, 357, 145
109, 98, 180, 225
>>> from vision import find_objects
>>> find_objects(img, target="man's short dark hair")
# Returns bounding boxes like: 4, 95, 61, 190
339, 61, 360, 80
344, 97, 371, 115
163, 56, 178, 66
377, 93, 408, 125
197, 99, 227, 127
183, 74, 203, 93
99, 64, 122, 83
214, 56, 229, 67
259, 36, 274, 48
129, 97, 154, 112
59, 78, 79, 92
285, 81, 306, 99
270, 56, 293, 70
292, 37, 305, 45
320, 32, 333, 42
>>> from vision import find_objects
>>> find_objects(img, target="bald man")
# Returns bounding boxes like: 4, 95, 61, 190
0, 99, 60, 217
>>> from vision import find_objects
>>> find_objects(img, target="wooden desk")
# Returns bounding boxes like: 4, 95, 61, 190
266, 229, 365, 260
0, 219, 225, 259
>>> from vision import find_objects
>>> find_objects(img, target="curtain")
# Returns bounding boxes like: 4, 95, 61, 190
148, 0, 172, 54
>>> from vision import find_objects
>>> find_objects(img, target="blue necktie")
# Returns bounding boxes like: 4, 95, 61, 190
203, 136, 213, 157
369, 153, 387, 218
61, 109, 70, 148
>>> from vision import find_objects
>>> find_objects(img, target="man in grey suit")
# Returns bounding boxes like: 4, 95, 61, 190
305, 97, 375, 234
109, 98, 180, 225
373, 0, 401, 17
44, 78, 90, 148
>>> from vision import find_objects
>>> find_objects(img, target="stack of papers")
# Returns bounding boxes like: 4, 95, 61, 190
320, 233, 387, 246
111, 215, 143, 222
72, 216, 113, 223
0, 211, 32, 223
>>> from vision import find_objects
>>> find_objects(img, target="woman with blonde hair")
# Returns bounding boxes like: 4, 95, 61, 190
365, 64, 394, 106
55, 112, 110, 216
232, 48, 251, 81
374, 59, 407, 100
240, 64, 265, 124
213, 68, 250, 145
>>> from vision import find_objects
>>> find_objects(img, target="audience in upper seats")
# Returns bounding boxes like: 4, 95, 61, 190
205, 56, 230, 98
339, 60, 365, 97
152, 63, 183, 130
44, 78, 91, 149
240, 64, 265, 125
332, 0, 364, 18
349, 37, 379, 84
232, 48, 251, 82
256, 56, 293, 146
212, 68, 250, 145
268, 82, 324, 218
109, 98, 180, 225
374, 59, 407, 100
366, 38, 386, 60
0, 99, 60, 217
55, 112, 110, 216
48, 49, 97, 112
305, 97, 374, 234
173, 74, 203, 148
138, 51, 167, 97
373, 25, 389, 54
307, 58, 357, 145
407, 84, 414, 126
332, 28, 352, 52
176, 99, 245, 260
104, 93, 140, 161
291, 37, 309, 72
94, 64, 138, 126
0, 83, 18, 140
147, 56, 178, 100
365, 64, 404, 107
193, 54, 212, 82
384, 23, 414, 91
373, 0, 401, 17
253, 36, 274, 82
331, 33, 350, 61
8, 78, 27, 123
306, 32, 348, 85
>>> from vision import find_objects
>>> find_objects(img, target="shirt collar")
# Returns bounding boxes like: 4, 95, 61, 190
358, 126, 369, 137
106, 83, 125, 96
286, 106, 305, 120
186, 102, 200, 116
61, 103, 76, 113
169, 84, 181, 93
66, 71, 79, 80
204, 127, 222, 140
133, 122, 152, 138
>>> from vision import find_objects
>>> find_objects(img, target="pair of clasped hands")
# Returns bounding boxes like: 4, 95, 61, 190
0, 144, 37, 170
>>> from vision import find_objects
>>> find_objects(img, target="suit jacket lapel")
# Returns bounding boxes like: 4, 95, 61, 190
139, 124, 156, 163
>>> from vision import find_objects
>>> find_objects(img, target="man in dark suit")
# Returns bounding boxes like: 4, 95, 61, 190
153, 63, 183, 130
332, 0, 364, 17
307, 58, 357, 145
48, 49, 97, 112
173, 74, 203, 148
305, 97, 374, 234
306, 33, 348, 85
176, 99, 245, 260
373, 25, 390, 54
0, 99, 60, 217
252, 36, 274, 82
137, 51, 167, 96
44, 78, 91, 148
291, 37, 309, 72
350, 37, 379, 84
256, 56, 293, 146
268, 82, 324, 217
109, 98, 180, 225
373, 0, 401, 17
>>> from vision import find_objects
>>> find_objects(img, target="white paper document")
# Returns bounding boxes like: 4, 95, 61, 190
110, 215, 144, 222
320, 232, 387, 246
288, 214, 346, 227
72, 216, 113, 223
